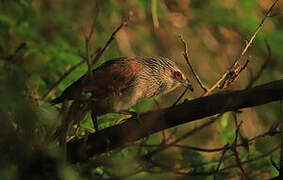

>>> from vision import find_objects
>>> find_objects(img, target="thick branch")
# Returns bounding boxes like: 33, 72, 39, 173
67, 79, 283, 163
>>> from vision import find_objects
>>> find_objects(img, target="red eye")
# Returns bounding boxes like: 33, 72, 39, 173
174, 71, 183, 80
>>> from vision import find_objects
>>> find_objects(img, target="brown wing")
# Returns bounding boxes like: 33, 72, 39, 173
83, 57, 143, 99
50, 57, 143, 104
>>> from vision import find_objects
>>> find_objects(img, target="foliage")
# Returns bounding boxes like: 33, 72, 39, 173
0, 0, 283, 179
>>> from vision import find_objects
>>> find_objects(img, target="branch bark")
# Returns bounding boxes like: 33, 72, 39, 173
67, 79, 283, 163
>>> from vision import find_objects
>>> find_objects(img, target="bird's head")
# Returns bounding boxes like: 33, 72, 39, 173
138, 57, 193, 95
161, 57, 194, 93
169, 64, 194, 92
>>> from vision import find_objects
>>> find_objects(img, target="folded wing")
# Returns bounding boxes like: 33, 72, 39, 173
50, 57, 143, 104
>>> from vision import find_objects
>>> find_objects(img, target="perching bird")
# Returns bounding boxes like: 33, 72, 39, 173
51, 57, 193, 129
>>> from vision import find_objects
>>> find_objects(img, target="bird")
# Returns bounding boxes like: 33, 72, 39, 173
51, 56, 193, 130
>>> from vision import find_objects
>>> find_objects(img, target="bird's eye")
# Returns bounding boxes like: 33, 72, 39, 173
174, 71, 183, 80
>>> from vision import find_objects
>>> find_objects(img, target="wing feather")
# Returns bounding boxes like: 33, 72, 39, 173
51, 57, 142, 104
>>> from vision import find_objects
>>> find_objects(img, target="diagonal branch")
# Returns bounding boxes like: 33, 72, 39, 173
41, 12, 133, 104
202, 0, 280, 96
230, 0, 279, 69
90, 11, 133, 66
247, 40, 272, 88
214, 143, 229, 180
67, 79, 283, 163
179, 35, 208, 92
84, 0, 100, 78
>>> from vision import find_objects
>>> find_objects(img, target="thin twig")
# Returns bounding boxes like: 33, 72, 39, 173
84, 1, 99, 78
86, 1, 99, 46
190, 145, 280, 176
163, 128, 178, 144
231, 121, 246, 178
143, 115, 222, 158
214, 143, 229, 180
230, 0, 279, 69
143, 145, 279, 177
247, 40, 271, 88
91, 11, 133, 66
134, 126, 282, 153
220, 145, 279, 172
42, 12, 133, 104
179, 35, 208, 92
172, 88, 187, 106
236, 59, 250, 77
202, 0, 280, 96
202, 73, 228, 96
219, 59, 250, 89
66, 125, 80, 143
85, 38, 92, 77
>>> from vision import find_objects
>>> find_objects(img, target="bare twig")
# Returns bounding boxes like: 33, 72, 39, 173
231, 121, 246, 178
190, 145, 279, 176
84, 1, 99, 78
236, 59, 250, 77
219, 59, 250, 89
179, 35, 208, 92
247, 40, 271, 88
172, 88, 187, 106
142, 145, 279, 177
202, 0, 280, 96
202, 73, 228, 96
42, 5, 100, 104
42, 12, 133, 104
104, 167, 151, 180
66, 125, 81, 143
214, 143, 229, 180
139, 143, 229, 153
162, 128, 178, 144
134, 124, 282, 153
144, 115, 222, 158
230, 0, 279, 69
221, 145, 279, 172
91, 11, 133, 66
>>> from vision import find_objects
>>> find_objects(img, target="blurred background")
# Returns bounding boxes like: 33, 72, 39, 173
0, 0, 283, 179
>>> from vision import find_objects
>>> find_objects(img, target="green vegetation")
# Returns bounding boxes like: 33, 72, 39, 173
0, 0, 282, 179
